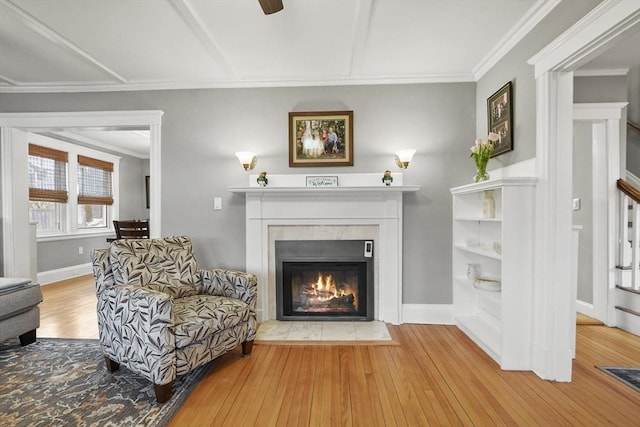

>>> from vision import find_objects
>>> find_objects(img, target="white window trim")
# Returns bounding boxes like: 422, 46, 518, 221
28, 132, 121, 238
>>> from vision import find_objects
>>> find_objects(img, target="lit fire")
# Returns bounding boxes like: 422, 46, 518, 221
312, 273, 348, 300
293, 272, 357, 313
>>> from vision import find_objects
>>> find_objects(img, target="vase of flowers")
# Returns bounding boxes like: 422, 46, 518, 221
470, 132, 499, 182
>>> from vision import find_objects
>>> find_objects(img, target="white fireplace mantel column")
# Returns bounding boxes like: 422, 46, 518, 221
229, 173, 420, 325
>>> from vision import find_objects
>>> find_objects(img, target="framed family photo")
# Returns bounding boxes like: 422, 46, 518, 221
487, 81, 513, 157
289, 110, 354, 167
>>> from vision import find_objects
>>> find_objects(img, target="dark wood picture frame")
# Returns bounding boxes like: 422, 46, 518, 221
289, 110, 354, 167
487, 81, 513, 157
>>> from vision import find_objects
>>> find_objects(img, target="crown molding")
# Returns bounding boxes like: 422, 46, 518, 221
528, 0, 640, 76
0, 73, 477, 93
574, 67, 629, 77
473, 0, 561, 80
1, 0, 127, 83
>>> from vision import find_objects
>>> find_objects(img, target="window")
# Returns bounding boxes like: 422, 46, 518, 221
27, 135, 119, 238
77, 155, 113, 229
28, 144, 68, 234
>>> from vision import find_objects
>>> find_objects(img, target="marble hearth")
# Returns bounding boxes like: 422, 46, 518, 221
229, 173, 420, 325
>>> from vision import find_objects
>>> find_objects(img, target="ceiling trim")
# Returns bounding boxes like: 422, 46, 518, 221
1, 0, 128, 83
0, 73, 19, 86
574, 68, 629, 77
528, 0, 640, 77
473, 0, 561, 80
169, 0, 236, 78
0, 73, 476, 93
348, 0, 374, 77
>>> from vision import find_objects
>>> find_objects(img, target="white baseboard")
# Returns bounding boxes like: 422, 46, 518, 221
402, 303, 454, 325
37, 263, 93, 285
576, 300, 595, 318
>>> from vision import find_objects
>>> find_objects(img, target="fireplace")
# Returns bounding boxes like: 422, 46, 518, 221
276, 240, 374, 321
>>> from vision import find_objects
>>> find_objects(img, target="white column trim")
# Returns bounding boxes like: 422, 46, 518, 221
528, 1, 640, 381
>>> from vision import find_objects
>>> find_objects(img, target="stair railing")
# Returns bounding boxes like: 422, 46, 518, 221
616, 178, 640, 290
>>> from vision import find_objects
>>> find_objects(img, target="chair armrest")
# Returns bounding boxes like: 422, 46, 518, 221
97, 284, 176, 385
199, 269, 258, 311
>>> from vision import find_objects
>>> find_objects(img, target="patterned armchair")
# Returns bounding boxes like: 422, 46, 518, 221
91, 236, 257, 403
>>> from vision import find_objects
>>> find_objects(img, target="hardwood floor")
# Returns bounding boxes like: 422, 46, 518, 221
40, 276, 640, 426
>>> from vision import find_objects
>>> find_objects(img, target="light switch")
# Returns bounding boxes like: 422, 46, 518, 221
214, 197, 222, 210
572, 198, 581, 211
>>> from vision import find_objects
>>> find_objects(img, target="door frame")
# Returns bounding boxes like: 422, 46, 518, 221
573, 103, 628, 324
0, 110, 163, 277
528, 1, 640, 381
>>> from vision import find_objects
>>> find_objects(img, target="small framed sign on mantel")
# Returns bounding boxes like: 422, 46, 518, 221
306, 176, 338, 187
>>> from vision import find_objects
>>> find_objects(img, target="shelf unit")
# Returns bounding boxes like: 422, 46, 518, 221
451, 177, 536, 370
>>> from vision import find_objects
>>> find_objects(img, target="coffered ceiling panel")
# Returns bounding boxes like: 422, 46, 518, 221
362, 1, 536, 77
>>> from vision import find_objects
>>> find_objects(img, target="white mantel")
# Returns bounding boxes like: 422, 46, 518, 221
229, 173, 420, 324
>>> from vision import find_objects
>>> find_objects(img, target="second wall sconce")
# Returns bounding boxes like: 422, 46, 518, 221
235, 151, 257, 171
395, 149, 416, 169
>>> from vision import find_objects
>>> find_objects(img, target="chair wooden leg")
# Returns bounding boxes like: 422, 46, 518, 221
104, 356, 120, 373
241, 340, 254, 356
18, 329, 36, 346
154, 382, 174, 403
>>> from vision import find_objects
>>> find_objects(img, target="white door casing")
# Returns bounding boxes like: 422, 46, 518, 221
528, 1, 640, 381
0, 110, 163, 277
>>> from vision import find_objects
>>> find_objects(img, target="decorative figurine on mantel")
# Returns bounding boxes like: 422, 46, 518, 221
382, 170, 393, 186
257, 171, 268, 187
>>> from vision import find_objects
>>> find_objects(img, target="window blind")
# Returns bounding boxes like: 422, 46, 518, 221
77, 155, 114, 205
28, 144, 68, 203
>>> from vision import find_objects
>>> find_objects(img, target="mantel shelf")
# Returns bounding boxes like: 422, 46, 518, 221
228, 186, 421, 194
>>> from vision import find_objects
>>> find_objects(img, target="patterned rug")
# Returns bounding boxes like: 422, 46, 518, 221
0, 338, 213, 426
597, 366, 640, 393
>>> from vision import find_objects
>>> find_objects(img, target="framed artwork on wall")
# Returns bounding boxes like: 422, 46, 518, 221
487, 81, 513, 157
289, 110, 354, 167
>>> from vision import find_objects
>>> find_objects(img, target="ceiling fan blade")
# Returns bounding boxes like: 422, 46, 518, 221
259, 0, 283, 15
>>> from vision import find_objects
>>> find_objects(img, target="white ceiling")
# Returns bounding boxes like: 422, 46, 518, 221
0, 0, 556, 92
1, 0, 638, 155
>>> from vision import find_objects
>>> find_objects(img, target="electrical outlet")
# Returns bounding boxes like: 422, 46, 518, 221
214, 197, 222, 210
572, 198, 581, 211
78, 246, 84, 255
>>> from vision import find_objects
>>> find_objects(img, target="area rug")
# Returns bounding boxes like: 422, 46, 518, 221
0, 338, 213, 426
255, 320, 398, 345
597, 366, 640, 393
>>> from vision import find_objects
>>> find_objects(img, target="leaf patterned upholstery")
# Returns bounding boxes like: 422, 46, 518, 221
91, 235, 257, 398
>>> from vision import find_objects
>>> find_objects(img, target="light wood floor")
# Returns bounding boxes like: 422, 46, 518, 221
40, 276, 640, 426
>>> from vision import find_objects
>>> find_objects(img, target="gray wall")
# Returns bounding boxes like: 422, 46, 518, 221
476, 0, 602, 168
0, 83, 475, 304
626, 65, 640, 176
572, 122, 594, 303
0, 0, 601, 304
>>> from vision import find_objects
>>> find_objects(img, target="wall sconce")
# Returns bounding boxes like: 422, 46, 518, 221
395, 149, 416, 169
235, 151, 257, 171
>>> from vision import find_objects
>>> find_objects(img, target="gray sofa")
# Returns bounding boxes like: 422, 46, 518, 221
0, 278, 43, 345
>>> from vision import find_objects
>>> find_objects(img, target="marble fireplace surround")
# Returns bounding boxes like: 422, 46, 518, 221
229, 173, 420, 325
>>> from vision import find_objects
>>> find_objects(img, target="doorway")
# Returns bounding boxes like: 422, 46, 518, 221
0, 110, 163, 278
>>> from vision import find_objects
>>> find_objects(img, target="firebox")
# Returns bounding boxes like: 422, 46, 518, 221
275, 240, 374, 321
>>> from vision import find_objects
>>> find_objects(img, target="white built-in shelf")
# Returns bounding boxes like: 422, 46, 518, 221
451, 177, 536, 371
454, 244, 502, 260
454, 216, 502, 222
